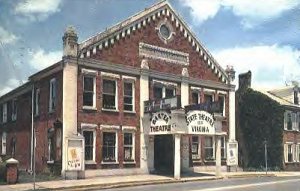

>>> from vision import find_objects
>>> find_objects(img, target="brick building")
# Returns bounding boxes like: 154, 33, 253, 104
0, 1, 237, 178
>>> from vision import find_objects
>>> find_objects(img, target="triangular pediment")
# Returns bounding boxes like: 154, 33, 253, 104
79, 0, 229, 83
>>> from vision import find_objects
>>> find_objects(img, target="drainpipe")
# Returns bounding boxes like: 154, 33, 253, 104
30, 84, 34, 173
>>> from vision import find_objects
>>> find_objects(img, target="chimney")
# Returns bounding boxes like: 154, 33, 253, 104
63, 26, 78, 57
238, 71, 252, 90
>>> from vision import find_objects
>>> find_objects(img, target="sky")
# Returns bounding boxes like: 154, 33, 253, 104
0, 0, 300, 95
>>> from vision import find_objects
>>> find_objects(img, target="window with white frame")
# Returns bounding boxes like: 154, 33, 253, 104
11, 99, 17, 121
124, 132, 135, 162
191, 136, 200, 160
204, 136, 214, 160
285, 112, 293, 130
2, 103, 7, 123
83, 131, 95, 161
102, 132, 117, 162
48, 137, 55, 162
83, 75, 96, 108
49, 78, 57, 112
292, 112, 297, 130
191, 91, 200, 105
219, 94, 226, 116
103, 79, 117, 110
124, 81, 134, 112
204, 92, 214, 103
1, 132, 6, 155
153, 82, 176, 100
297, 144, 300, 162
298, 113, 300, 131
35, 88, 40, 116
285, 143, 294, 162
221, 137, 226, 159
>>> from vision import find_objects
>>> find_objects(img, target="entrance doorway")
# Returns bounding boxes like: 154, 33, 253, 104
154, 135, 174, 174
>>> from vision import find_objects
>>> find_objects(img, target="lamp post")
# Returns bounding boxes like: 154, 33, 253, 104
263, 139, 268, 175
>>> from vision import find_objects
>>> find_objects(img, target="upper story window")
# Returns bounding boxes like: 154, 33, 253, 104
294, 91, 299, 105
204, 89, 215, 104
153, 80, 176, 100
218, 94, 226, 117
11, 99, 17, 121
83, 75, 96, 108
124, 81, 135, 112
103, 79, 117, 110
192, 92, 200, 105
49, 78, 57, 112
2, 103, 7, 123
35, 88, 40, 116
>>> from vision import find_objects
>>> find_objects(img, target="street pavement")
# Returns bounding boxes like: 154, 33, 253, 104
102, 176, 300, 191
1, 171, 300, 191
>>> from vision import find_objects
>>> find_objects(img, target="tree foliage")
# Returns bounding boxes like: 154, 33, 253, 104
238, 88, 284, 169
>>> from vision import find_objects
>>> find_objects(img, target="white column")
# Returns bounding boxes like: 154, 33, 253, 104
62, 60, 78, 175
140, 70, 150, 172
181, 81, 189, 108
215, 135, 221, 177
174, 134, 181, 179
229, 90, 236, 141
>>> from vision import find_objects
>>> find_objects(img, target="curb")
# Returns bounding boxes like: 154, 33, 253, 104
225, 173, 277, 179
38, 177, 223, 191
21, 173, 282, 191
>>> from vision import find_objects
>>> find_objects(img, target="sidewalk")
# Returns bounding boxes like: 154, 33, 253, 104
1, 171, 300, 191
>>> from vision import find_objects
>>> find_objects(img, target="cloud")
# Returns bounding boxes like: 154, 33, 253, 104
181, 0, 300, 28
29, 49, 62, 70
14, 0, 62, 21
0, 78, 20, 96
0, 26, 18, 44
213, 45, 300, 89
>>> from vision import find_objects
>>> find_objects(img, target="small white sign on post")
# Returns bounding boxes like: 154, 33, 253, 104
227, 142, 238, 166
66, 139, 84, 171
187, 110, 215, 135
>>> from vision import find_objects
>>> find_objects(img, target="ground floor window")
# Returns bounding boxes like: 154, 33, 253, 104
83, 131, 95, 161
191, 136, 200, 160
204, 136, 214, 160
1, 132, 6, 155
103, 132, 117, 162
48, 137, 55, 162
124, 132, 135, 162
285, 143, 294, 163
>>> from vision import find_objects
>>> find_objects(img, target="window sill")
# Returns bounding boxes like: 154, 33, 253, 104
101, 161, 119, 165
124, 111, 136, 114
47, 160, 54, 164
284, 129, 300, 132
123, 161, 136, 164
85, 161, 97, 165
102, 108, 119, 112
82, 106, 97, 111
48, 110, 56, 114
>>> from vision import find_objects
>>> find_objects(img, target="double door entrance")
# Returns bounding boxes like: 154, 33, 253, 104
154, 135, 174, 174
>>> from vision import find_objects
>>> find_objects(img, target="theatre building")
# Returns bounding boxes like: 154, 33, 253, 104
0, 1, 238, 178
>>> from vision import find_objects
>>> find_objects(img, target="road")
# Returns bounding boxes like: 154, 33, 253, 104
97, 176, 300, 191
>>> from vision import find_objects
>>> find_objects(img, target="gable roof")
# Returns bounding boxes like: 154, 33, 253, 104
78, 0, 229, 83
254, 86, 300, 108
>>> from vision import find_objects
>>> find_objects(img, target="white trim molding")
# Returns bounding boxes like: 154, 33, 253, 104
101, 71, 120, 79
81, 68, 98, 76
100, 125, 120, 130
122, 126, 137, 131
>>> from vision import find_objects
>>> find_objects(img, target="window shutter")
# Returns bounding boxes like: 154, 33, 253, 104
284, 112, 287, 130
284, 144, 288, 163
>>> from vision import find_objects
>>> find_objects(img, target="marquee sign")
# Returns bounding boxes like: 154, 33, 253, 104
150, 111, 175, 134
186, 110, 215, 135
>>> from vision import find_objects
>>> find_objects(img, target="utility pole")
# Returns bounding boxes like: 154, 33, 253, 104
264, 139, 268, 175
